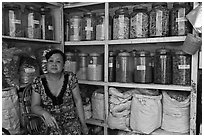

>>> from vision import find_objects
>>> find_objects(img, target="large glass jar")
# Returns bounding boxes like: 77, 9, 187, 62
69, 15, 82, 41
134, 50, 152, 83
65, 52, 77, 73
76, 53, 88, 80
82, 12, 96, 41
87, 53, 103, 81
149, 3, 169, 37
154, 48, 172, 84
4, 3, 23, 37
116, 52, 134, 83
170, 2, 192, 36
40, 7, 54, 40
172, 50, 191, 86
96, 13, 112, 40
130, 5, 149, 38
24, 5, 41, 39
113, 7, 130, 40
108, 51, 116, 82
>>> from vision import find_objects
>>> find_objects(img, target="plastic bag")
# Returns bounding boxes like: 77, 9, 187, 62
130, 93, 162, 134
161, 91, 190, 133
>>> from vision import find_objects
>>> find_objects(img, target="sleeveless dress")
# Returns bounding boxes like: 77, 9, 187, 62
31, 71, 82, 135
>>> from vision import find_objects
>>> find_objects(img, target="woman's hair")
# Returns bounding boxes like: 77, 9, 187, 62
45, 49, 66, 64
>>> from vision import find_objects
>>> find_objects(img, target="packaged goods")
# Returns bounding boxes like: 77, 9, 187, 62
113, 7, 130, 40
149, 3, 169, 37
161, 91, 190, 133
130, 5, 149, 38
92, 89, 104, 120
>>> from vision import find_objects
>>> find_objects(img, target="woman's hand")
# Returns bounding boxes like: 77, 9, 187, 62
81, 124, 89, 135
42, 111, 59, 128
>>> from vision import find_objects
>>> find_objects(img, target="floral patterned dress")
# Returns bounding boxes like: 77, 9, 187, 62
31, 71, 82, 135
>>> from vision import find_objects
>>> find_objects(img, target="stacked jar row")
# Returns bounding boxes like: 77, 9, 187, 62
113, 2, 192, 39
109, 49, 191, 86
2, 3, 54, 40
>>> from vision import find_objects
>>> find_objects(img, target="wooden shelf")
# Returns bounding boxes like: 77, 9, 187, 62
85, 118, 105, 127
2, 36, 61, 44
65, 40, 105, 46
64, 2, 104, 8
108, 82, 191, 91
78, 80, 106, 86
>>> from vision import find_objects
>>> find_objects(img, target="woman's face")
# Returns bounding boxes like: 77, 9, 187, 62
47, 53, 64, 74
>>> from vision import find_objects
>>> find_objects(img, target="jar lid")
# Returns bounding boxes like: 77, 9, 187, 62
4, 3, 21, 9
156, 48, 171, 54
136, 50, 150, 56
115, 7, 129, 15
83, 12, 95, 17
152, 2, 167, 7
109, 51, 116, 56
118, 52, 131, 56
133, 5, 148, 11
89, 53, 100, 56
78, 53, 88, 56
130, 50, 137, 56
40, 7, 50, 13
65, 52, 74, 56
174, 50, 189, 55
25, 5, 38, 11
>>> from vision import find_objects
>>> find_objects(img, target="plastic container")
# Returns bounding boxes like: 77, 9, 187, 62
149, 3, 169, 37
82, 12, 96, 41
113, 7, 130, 40
87, 53, 103, 81
154, 48, 172, 84
116, 52, 134, 83
130, 5, 149, 38
172, 50, 191, 85
4, 3, 23, 37
108, 51, 116, 82
134, 50, 152, 83
170, 2, 192, 36
69, 15, 82, 41
65, 52, 77, 73
76, 53, 88, 80
40, 7, 54, 40
24, 5, 41, 39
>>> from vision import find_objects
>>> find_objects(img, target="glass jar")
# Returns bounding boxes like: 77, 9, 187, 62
77, 53, 88, 80
172, 50, 191, 85
130, 5, 149, 38
149, 2, 169, 37
40, 7, 54, 40
113, 7, 130, 40
4, 3, 23, 37
96, 13, 112, 40
82, 12, 96, 41
134, 50, 152, 83
170, 2, 192, 36
65, 52, 77, 73
69, 15, 82, 41
108, 51, 116, 82
154, 48, 172, 84
116, 52, 134, 83
87, 53, 103, 81
24, 5, 41, 39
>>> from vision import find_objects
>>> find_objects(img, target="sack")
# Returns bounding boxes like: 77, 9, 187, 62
108, 113, 129, 130
83, 103, 92, 120
2, 87, 21, 135
161, 91, 190, 133
130, 93, 162, 134
110, 100, 131, 114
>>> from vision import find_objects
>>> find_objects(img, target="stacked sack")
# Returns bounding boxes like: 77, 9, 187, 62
130, 88, 162, 134
108, 87, 132, 130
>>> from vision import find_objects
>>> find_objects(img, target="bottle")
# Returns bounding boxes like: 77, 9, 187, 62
108, 51, 116, 82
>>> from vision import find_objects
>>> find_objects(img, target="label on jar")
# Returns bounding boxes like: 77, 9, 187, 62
24, 68, 36, 73
9, 10, 16, 37
109, 63, 113, 68
137, 65, 146, 70
96, 24, 104, 40
118, 15, 125, 39
33, 20, 40, 25
85, 18, 93, 40
176, 8, 186, 35
156, 10, 163, 36
136, 13, 143, 37
48, 25, 54, 30
178, 65, 190, 69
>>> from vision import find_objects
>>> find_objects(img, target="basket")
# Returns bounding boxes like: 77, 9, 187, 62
182, 33, 202, 55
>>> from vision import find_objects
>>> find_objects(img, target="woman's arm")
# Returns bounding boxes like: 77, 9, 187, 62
72, 84, 88, 134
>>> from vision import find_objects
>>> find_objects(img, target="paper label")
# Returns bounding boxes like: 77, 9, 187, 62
137, 65, 146, 70
25, 68, 36, 73
178, 65, 190, 69
109, 63, 113, 68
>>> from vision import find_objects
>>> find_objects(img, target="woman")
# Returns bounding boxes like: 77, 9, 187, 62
31, 49, 88, 135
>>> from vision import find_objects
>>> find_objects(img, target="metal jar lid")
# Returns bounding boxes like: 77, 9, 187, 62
156, 48, 171, 55
133, 5, 148, 11
118, 52, 131, 57
78, 53, 88, 57
136, 50, 150, 57
115, 7, 129, 15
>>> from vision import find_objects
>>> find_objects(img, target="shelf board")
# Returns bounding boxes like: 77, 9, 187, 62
64, 2, 104, 8
65, 40, 105, 46
151, 128, 189, 135
108, 36, 186, 45
2, 36, 61, 44
85, 118, 105, 127
108, 82, 191, 91
78, 80, 106, 86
